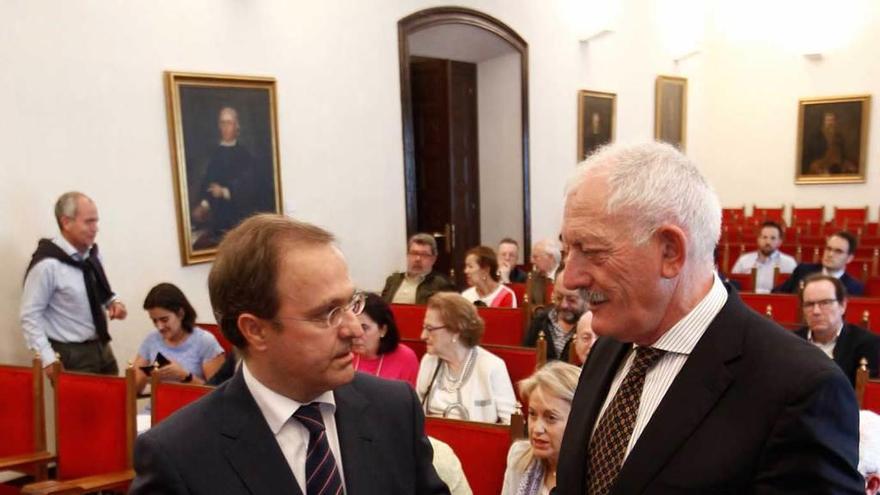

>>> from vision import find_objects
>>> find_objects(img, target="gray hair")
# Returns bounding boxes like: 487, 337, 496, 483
565, 142, 721, 265
535, 238, 562, 265
54, 191, 91, 229
408, 233, 438, 256
861, 410, 880, 476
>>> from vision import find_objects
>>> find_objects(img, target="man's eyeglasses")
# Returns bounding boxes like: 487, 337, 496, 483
407, 251, 435, 259
802, 298, 838, 310
422, 324, 447, 332
275, 291, 366, 328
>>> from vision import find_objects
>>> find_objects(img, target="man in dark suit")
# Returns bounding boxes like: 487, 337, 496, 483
795, 273, 880, 386
131, 215, 449, 495
381, 233, 455, 304
773, 230, 865, 296
556, 142, 862, 494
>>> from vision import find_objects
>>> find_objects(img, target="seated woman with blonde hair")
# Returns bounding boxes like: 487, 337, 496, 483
417, 292, 516, 423
501, 361, 581, 495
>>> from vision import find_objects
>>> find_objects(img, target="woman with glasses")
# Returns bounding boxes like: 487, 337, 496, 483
352, 292, 420, 387
132, 283, 225, 393
502, 361, 581, 495
461, 245, 517, 308
416, 292, 516, 424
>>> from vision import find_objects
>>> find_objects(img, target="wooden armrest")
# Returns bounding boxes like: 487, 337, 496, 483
0, 451, 54, 471
22, 469, 134, 495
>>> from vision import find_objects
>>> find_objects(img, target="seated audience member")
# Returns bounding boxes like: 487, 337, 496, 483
498, 237, 527, 284
132, 283, 225, 393
417, 292, 516, 423
774, 230, 865, 295
501, 361, 581, 495
382, 233, 456, 304
794, 273, 880, 386
428, 437, 473, 495
861, 410, 880, 495
527, 239, 562, 305
462, 246, 517, 308
571, 311, 596, 366
353, 292, 420, 387
730, 221, 797, 293
522, 270, 587, 361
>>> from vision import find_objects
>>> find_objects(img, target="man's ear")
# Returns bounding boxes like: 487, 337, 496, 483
656, 224, 687, 278
237, 313, 272, 352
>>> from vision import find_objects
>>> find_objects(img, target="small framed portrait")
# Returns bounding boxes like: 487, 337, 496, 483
577, 90, 616, 161
164, 71, 283, 265
654, 75, 688, 150
796, 95, 870, 184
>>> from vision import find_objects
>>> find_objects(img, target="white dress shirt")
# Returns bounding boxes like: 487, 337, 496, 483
730, 250, 797, 293
242, 362, 347, 494
593, 274, 728, 460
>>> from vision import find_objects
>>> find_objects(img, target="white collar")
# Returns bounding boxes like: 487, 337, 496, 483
823, 267, 846, 279
53, 236, 90, 259
241, 361, 336, 435
648, 273, 728, 356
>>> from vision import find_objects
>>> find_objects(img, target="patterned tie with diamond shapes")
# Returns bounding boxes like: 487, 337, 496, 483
292, 403, 344, 495
587, 346, 666, 495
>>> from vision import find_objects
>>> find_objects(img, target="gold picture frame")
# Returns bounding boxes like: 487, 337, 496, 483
654, 75, 687, 150
165, 71, 283, 265
795, 94, 870, 184
577, 90, 616, 161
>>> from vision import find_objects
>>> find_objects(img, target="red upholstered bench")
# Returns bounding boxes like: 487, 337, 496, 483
425, 414, 524, 495
740, 293, 800, 326
0, 358, 52, 487
390, 304, 428, 340
151, 374, 214, 425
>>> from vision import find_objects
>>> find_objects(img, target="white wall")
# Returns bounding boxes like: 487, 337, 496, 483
3, 0, 879, 368
478, 52, 524, 253
0, 0, 592, 366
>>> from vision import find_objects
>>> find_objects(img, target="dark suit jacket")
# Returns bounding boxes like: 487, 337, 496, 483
381, 271, 456, 305
773, 263, 865, 296
522, 309, 572, 362
130, 371, 449, 495
555, 287, 863, 494
795, 322, 880, 385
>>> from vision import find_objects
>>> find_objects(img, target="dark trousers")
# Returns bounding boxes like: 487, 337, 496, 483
49, 339, 119, 376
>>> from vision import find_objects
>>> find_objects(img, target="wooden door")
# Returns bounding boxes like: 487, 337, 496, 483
411, 57, 480, 287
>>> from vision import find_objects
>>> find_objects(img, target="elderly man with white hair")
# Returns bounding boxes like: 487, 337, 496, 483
527, 238, 562, 305
555, 142, 862, 494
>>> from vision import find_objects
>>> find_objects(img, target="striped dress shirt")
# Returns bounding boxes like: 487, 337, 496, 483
593, 274, 728, 460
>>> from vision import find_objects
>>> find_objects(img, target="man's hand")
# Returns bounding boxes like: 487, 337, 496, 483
108, 300, 127, 320
44, 362, 61, 385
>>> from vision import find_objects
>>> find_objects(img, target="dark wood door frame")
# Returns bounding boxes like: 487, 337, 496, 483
398, 6, 531, 261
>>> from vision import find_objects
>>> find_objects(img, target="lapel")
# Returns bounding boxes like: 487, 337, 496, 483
559, 337, 631, 493
219, 371, 302, 495
610, 292, 744, 494
832, 324, 854, 368
334, 378, 378, 494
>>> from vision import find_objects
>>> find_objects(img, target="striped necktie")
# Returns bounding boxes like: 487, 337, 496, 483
292, 403, 344, 495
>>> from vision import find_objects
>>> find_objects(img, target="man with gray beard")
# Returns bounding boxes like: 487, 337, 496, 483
522, 269, 587, 361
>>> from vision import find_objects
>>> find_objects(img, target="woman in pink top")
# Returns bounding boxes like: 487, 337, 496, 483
353, 292, 419, 387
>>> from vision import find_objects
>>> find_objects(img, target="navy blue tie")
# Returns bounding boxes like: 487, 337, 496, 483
293, 403, 344, 495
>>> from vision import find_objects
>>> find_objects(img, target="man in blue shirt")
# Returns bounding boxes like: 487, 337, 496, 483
20, 191, 127, 380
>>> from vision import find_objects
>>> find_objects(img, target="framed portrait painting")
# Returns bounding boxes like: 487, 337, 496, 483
654, 75, 687, 150
796, 95, 870, 184
165, 71, 283, 265
577, 90, 616, 161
